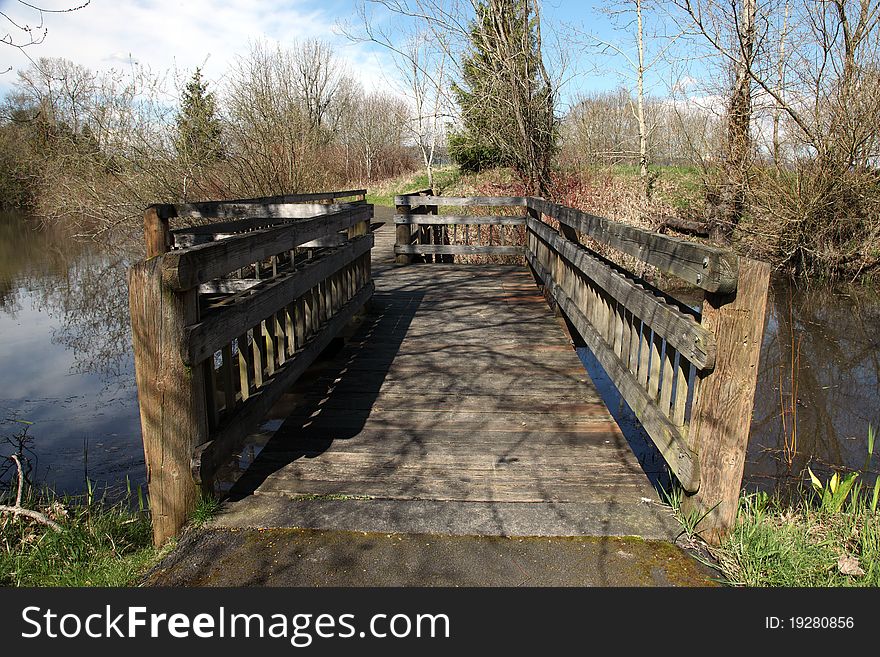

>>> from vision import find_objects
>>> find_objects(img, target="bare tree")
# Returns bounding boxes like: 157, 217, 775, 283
671, 0, 758, 238
1, 1, 90, 73
343, 2, 453, 189
577, 0, 681, 193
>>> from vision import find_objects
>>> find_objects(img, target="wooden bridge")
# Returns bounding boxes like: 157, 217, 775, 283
129, 189, 769, 547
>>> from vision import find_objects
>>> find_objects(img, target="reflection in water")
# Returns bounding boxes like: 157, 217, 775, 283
748, 281, 880, 492
0, 211, 877, 498
0, 213, 144, 497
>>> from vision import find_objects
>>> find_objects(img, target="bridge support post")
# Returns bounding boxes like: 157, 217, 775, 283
130, 207, 207, 546
682, 257, 770, 544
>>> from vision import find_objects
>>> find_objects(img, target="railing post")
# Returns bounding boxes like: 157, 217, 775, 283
144, 204, 175, 258
130, 208, 207, 546
682, 257, 770, 543
395, 200, 413, 266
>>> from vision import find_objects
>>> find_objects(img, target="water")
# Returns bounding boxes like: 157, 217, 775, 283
1, 211, 878, 498
0, 213, 143, 497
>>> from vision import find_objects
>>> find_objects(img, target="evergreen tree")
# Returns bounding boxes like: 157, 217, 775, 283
450, 0, 557, 194
175, 68, 223, 165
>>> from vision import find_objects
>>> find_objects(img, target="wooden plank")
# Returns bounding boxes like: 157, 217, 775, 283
395, 245, 523, 256
221, 344, 237, 412
185, 235, 373, 364
394, 195, 528, 207
394, 215, 527, 226
659, 345, 676, 417
672, 357, 690, 426
173, 190, 366, 219
528, 199, 738, 294
395, 203, 414, 266
191, 281, 375, 485
237, 333, 251, 402
263, 319, 276, 377
682, 258, 770, 542
128, 257, 205, 546
526, 249, 699, 491
527, 217, 715, 370
162, 205, 372, 290
198, 279, 261, 294
637, 322, 651, 387
648, 330, 663, 400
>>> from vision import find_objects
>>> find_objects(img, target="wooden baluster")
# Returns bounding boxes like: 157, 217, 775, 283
252, 324, 264, 389
613, 302, 625, 358
620, 309, 633, 369
222, 344, 237, 412
262, 320, 275, 378
672, 357, 691, 426
295, 296, 306, 349
637, 323, 651, 388
238, 332, 251, 402
660, 345, 677, 417
648, 330, 662, 400
628, 316, 641, 377
275, 310, 286, 367
203, 358, 219, 431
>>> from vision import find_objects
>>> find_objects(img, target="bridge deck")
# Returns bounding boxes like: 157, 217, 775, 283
220, 217, 676, 538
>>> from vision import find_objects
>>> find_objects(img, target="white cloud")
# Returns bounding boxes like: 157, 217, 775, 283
0, 0, 398, 93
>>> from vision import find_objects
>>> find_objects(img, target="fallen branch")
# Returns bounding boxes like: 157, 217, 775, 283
657, 215, 711, 238
0, 455, 63, 532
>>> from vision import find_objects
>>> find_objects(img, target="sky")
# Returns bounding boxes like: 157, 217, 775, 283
0, 0, 699, 107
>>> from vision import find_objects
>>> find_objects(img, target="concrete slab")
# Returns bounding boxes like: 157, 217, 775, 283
212, 496, 681, 541
143, 527, 718, 587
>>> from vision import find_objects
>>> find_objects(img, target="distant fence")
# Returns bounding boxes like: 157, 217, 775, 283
394, 192, 769, 542
129, 190, 373, 545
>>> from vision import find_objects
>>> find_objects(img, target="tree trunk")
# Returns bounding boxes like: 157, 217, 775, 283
710, 0, 756, 241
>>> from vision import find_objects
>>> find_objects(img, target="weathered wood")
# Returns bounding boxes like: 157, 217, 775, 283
394, 195, 528, 207
528, 198, 739, 294
198, 279, 261, 295
394, 215, 527, 226
395, 203, 414, 266
682, 258, 770, 542
128, 257, 206, 546
162, 205, 371, 290
173, 190, 366, 219
185, 235, 373, 365
192, 281, 375, 485
395, 245, 523, 256
221, 344, 236, 412
526, 249, 699, 491
144, 205, 174, 258
527, 218, 715, 370
237, 333, 251, 402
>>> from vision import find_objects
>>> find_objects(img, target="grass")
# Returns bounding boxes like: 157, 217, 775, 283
710, 491, 880, 586
190, 493, 222, 527
0, 486, 167, 586
665, 427, 880, 587
365, 166, 462, 207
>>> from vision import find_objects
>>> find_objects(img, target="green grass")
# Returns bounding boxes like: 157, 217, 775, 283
189, 494, 222, 527
710, 491, 880, 586
0, 487, 166, 586
365, 166, 461, 207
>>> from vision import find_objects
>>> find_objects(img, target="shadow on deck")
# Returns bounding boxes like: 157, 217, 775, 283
217, 221, 680, 540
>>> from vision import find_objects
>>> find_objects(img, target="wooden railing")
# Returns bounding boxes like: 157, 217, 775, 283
394, 193, 769, 542
394, 191, 526, 263
129, 190, 373, 545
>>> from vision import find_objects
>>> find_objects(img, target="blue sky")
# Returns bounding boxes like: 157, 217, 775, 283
0, 1, 690, 105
